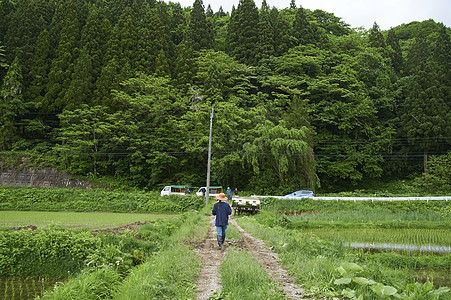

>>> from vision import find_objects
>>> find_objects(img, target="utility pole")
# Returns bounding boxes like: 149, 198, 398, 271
205, 107, 214, 206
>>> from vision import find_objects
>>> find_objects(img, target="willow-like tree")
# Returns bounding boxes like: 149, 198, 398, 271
243, 120, 315, 193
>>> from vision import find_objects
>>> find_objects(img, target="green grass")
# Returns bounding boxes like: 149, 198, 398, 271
219, 249, 285, 299
0, 211, 177, 229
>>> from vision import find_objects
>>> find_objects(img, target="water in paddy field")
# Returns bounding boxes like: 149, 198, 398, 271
0, 277, 63, 300
348, 242, 451, 254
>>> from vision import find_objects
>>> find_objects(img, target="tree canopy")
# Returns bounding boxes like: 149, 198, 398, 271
0, 0, 449, 193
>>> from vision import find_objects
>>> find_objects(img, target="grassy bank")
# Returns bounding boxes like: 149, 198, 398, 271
0, 186, 204, 213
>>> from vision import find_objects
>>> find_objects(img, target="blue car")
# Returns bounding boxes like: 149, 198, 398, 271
285, 190, 315, 198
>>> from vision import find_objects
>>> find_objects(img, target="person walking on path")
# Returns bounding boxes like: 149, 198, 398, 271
226, 187, 232, 203
212, 193, 232, 250
234, 187, 238, 196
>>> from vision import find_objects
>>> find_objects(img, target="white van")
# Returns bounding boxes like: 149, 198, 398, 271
196, 186, 223, 197
160, 185, 191, 196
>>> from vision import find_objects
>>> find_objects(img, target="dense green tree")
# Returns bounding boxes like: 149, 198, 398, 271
149, 11, 170, 75
257, 0, 274, 60
386, 28, 403, 74
95, 58, 122, 109
0, 0, 449, 192
27, 29, 51, 106
291, 6, 314, 45
369, 22, 386, 49
44, 0, 84, 111
4, 0, 46, 85
110, 74, 186, 187
80, 8, 109, 84
168, 2, 187, 47
172, 40, 196, 90
206, 4, 213, 18
227, 0, 259, 65
216, 6, 226, 17
243, 120, 315, 193
311, 10, 350, 37
55, 104, 119, 175
188, 0, 213, 51
0, 57, 26, 150
270, 7, 291, 56
401, 33, 450, 173
63, 47, 93, 110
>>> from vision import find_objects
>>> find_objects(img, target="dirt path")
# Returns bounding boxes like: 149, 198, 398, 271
229, 219, 305, 299
194, 216, 304, 300
194, 216, 227, 300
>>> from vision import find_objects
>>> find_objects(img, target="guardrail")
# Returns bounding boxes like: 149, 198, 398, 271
314, 197, 450, 202
251, 196, 450, 202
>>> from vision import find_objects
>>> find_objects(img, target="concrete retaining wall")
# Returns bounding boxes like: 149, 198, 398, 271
0, 168, 93, 189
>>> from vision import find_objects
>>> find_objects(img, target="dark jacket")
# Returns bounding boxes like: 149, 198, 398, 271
212, 201, 232, 226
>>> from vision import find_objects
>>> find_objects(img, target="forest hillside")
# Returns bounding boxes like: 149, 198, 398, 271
0, 0, 450, 194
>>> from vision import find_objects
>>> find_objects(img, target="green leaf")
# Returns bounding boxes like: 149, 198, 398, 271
336, 265, 347, 276
334, 277, 352, 285
371, 284, 398, 296
353, 277, 373, 285
341, 288, 355, 298
340, 262, 363, 275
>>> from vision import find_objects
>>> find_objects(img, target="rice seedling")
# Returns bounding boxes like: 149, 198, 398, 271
306, 228, 451, 247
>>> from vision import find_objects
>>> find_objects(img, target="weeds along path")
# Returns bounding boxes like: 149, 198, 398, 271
229, 218, 305, 299
194, 215, 227, 300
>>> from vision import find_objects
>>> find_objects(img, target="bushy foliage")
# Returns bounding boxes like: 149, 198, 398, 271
415, 152, 451, 193
0, 215, 187, 277
0, 225, 100, 277
0, 186, 204, 213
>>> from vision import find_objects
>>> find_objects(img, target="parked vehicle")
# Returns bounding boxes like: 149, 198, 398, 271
252, 190, 315, 199
160, 185, 190, 196
196, 186, 223, 197
284, 190, 315, 198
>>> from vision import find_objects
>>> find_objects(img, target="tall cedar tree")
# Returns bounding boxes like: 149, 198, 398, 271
386, 28, 403, 74
257, 0, 274, 60
292, 6, 314, 45
188, 0, 213, 51
44, 0, 84, 111
369, 22, 386, 49
403, 33, 449, 173
227, 0, 259, 65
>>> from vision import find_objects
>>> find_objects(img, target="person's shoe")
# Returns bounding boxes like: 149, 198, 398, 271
222, 233, 226, 245
217, 236, 222, 249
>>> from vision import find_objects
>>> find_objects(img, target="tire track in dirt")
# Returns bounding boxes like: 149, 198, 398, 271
194, 216, 226, 300
229, 218, 305, 299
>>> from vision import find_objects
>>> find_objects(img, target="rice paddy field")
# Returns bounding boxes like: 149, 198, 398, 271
0, 211, 177, 229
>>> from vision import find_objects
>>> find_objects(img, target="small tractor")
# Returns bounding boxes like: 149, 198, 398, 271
231, 197, 261, 215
